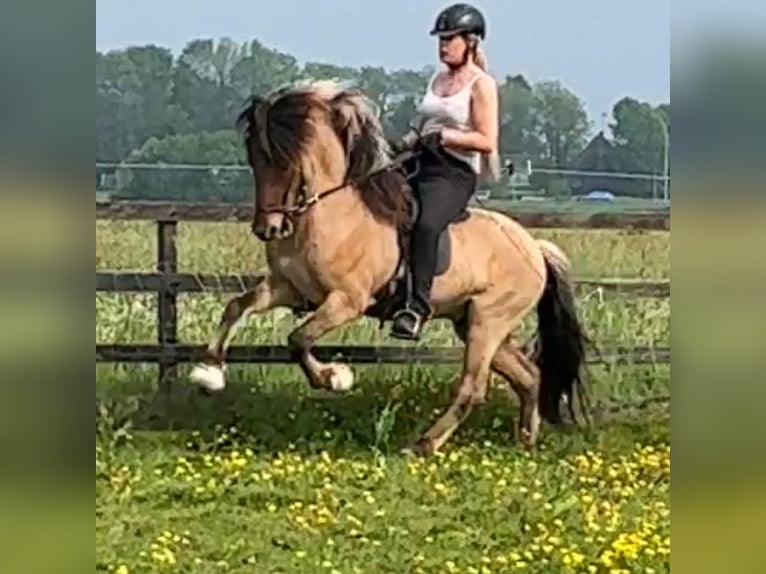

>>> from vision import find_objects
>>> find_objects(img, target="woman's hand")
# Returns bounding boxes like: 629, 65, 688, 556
401, 130, 418, 149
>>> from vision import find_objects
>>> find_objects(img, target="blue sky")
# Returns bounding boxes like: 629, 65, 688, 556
96, 0, 673, 128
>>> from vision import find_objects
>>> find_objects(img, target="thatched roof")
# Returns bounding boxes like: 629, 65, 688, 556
572, 131, 642, 173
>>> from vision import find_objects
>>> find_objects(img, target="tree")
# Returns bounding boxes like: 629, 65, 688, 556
303, 62, 358, 83
498, 74, 544, 158
610, 97, 670, 175
96, 46, 186, 161
170, 38, 246, 134
382, 67, 432, 138
230, 39, 303, 102
531, 80, 590, 167
117, 130, 250, 202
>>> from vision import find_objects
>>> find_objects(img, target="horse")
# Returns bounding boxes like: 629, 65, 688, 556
189, 79, 590, 455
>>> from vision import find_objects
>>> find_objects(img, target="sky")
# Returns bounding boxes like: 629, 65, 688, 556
96, 0, 672, 128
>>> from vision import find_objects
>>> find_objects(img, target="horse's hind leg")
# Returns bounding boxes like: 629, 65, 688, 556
492, 339, 541, 448
451, 316, 541, 448
190, 272, 298, 392
405, 308, 509, 456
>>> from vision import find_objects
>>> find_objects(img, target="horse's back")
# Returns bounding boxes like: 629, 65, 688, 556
440, 206, 547, 296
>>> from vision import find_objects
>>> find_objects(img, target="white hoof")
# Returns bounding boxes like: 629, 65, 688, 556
190, 363, 226, 392
327, 363, 354, 391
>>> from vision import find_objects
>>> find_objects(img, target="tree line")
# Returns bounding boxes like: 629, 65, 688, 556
96, 37, 670, 202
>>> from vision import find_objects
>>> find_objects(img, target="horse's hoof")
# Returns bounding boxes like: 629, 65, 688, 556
401, 438, 434, 457
190, 363, 226, 392
519, 428, 537, 451
322, 363, 354, 391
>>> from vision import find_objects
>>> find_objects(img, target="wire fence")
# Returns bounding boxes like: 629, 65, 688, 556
96, 200, 670, 395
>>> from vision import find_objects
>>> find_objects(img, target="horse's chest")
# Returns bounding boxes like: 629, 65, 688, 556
268, 246, 324, 302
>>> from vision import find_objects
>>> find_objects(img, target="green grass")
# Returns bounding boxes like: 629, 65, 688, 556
96, 221, 670, 574
480, 197, 669, 217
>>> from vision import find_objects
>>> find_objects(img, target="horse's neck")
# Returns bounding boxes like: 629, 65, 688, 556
299, 185, 376, 250
276, 184, 399, 298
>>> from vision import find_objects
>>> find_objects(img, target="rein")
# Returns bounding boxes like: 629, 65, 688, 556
259, 148, 419, 217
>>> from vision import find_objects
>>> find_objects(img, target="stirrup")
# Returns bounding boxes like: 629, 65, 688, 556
390, 307, 425, 341
392, 307, 422, 322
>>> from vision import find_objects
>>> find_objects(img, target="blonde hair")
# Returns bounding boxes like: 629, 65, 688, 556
471, 42, 501, 183
474, 44, 489, 72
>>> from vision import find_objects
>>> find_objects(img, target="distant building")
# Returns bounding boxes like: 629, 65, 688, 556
568, 132, 650, 198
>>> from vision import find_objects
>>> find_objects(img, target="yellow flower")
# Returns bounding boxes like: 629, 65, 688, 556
115, 565, 129, 574
599, 550, 615, 568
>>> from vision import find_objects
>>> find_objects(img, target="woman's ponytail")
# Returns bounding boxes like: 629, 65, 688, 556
474, 44, 489, 72
472, 42, 501, 182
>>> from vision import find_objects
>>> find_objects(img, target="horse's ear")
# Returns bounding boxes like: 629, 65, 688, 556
236, 94, 264, 132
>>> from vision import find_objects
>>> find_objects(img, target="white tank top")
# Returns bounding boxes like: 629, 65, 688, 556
417, 71, 485, 173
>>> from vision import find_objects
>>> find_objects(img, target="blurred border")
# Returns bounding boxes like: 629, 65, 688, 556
0, 2, 92, 574
672, 1, 766, 572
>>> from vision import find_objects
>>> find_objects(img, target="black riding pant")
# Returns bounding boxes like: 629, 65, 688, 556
404, 147, 477, 314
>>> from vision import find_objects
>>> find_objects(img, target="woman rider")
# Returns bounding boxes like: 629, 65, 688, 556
390, 3, 501, 340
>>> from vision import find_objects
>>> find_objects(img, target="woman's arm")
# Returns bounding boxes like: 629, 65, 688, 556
440, 74, 498, 154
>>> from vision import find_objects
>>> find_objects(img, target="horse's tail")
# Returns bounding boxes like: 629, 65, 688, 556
537, 239, 571, 276
535, 248, 590, 426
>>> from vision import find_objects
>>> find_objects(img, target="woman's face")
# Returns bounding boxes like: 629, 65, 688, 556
438, 33, 468, 66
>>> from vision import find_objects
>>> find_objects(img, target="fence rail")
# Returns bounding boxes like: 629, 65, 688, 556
96, 201, 670, 387
96, 271, 670, 298
96, 200, 670, 230
96, 344, 670, 365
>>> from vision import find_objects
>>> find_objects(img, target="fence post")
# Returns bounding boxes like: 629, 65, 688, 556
157, 219, 178, 392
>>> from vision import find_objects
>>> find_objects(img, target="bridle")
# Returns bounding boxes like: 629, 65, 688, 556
255, 137, 423, 219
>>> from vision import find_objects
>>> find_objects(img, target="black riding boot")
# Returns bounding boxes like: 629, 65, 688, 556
390, 277, 432, 341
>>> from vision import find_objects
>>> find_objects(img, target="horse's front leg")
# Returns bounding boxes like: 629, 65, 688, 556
190, 272, 299, 392
288, 290, 365, 391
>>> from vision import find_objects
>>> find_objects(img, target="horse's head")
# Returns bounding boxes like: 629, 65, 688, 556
236, 80, 395, 241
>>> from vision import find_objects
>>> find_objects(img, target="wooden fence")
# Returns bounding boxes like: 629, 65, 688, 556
96, 201, 671, 389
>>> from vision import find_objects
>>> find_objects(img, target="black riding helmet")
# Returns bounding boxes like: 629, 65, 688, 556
430, 3, 486, 40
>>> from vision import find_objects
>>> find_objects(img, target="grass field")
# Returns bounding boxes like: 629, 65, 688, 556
96, 220, 670, 574
480, 197, 669, 217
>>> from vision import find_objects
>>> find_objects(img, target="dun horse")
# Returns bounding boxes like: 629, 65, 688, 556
190, 80, 589, 455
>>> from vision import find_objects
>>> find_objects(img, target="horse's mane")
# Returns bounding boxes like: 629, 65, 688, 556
236, 80, 412, 229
